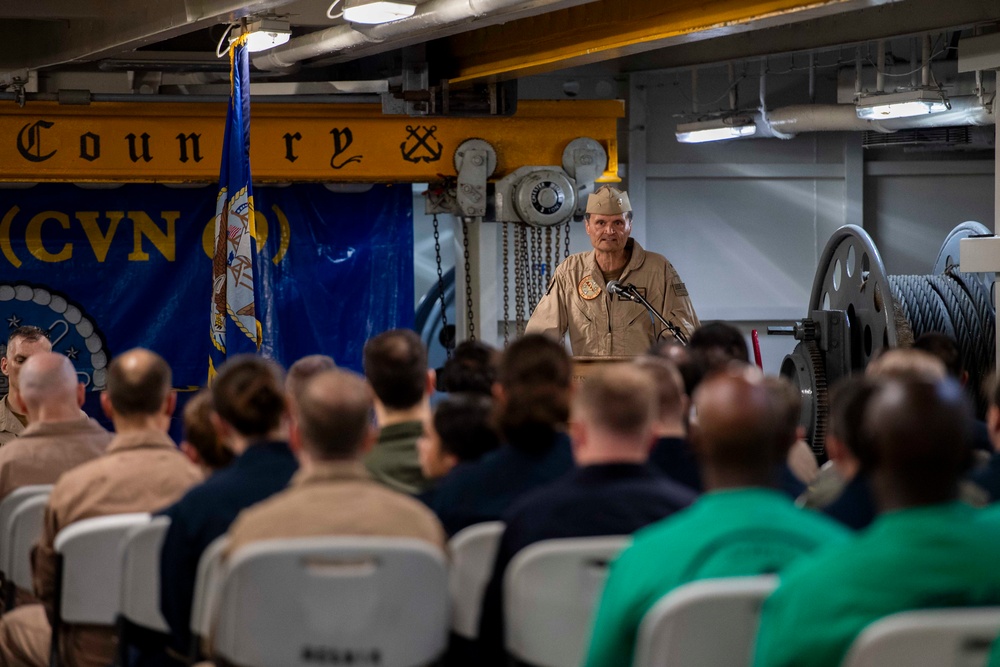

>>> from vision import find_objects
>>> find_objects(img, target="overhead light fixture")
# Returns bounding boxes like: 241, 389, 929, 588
343, 0, 417, 24
675, 116, 757, 144
239, 18, 292, 53
855, 89, 950, 120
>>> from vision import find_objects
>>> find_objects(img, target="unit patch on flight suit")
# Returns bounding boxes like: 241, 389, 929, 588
578, 275, 602, 300
673, 282, 689, 297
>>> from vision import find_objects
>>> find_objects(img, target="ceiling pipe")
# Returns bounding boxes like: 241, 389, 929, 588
252, 0, 596, 72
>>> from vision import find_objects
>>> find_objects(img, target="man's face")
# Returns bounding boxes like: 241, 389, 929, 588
1, 337, 53, 391
585, 213, 632, 253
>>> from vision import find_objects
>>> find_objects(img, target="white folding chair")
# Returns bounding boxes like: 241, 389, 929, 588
448, 521, 504, 640
7, 495, 49, 597
504, 535, 629, 667
0, 484, 52, 607
211, 536, 449, 667
188, 534, 229, 661
841, 607, 1000, 667
632, 576, 778, 667
51, 513, 151, 667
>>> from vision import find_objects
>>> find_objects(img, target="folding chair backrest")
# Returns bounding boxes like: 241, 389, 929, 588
53, 513, 151, 625
632, 576, 778, 667
212, 536, 449, 667
189, 533, 229, 657
448, 521, 504, 640
119, 515, 171, 632
841, 607, 1000, 667
504, 535, 629, 667
0, 484, 52, 576
7, 494, 49, 593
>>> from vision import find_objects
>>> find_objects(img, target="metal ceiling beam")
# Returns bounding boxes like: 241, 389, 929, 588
441, 0, 906, 83
0, 0, 298, 74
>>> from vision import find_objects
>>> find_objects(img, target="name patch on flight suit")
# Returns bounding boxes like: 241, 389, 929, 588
673, 282, 689, 297
616, 287, 645, 302
578, 275, 602, 300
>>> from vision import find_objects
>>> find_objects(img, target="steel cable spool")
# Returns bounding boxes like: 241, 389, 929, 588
781, 224, 996, 455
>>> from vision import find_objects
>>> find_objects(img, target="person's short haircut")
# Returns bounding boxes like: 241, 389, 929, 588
182, 390, 233, 470
437, 341, 498, 395
912, 332, 963, 379
865, 347, 946, 381
497, 334, 572, 450
633, 356, 686, 422
363, 329, 427, 410
433, 393, 500, 462
576, 364, 658, 439
297, 369, 374, 460
827, 377, 877, 461
107, 349, 172, 417
689, 322, 750, 365
7, 325, 49, 351
286, 354, 336, 403
646, 340, 705, 396
212, 355, 287, 437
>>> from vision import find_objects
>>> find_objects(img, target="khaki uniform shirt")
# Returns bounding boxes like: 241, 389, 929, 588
226, 459, 446, 559
0, 395, 26, 446
32, 429, 202, 667
0, 417, 111, 503
526, 239, 700, 357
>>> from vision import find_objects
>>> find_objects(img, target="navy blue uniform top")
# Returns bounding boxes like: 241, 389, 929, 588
648, 436, 702, 492
822, 472, 877, 531
428, 431, 575, 537
477, 463, 698, 665
158, 440, 298, 653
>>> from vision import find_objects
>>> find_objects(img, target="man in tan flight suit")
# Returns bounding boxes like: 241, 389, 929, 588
0, 348, 202, 667
0, 327, 53, 446
526, 186, 699, 356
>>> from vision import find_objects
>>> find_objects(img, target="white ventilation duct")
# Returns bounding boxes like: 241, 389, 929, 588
754, 95, 993, 138
252, 0, 596, 72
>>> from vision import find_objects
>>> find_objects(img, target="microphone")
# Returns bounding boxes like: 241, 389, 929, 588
606, 280, 636, 300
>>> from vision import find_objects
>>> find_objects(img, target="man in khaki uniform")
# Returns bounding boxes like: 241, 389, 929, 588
225, 367, 446, 559
0, 327, 53, 446
0, 348, 202, 667
526, 186, 699, 356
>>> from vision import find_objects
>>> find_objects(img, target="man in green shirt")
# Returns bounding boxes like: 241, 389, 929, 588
754, 375, 1000, 667
583, 368, 849, 667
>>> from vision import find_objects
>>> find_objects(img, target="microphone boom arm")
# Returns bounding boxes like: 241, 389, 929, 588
620, 283, 689, 345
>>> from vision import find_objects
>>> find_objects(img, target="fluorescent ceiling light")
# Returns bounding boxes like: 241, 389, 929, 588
343, 0, 417, 24
241, 18, 292, 53
675, 117, 757, 144
856, 89, 950, 120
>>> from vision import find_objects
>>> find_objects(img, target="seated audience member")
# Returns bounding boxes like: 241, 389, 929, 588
478, 364, 696, 665
583, 367, 849, 667
428, 334, 575, 536
155, 356, 298, 664
913, 331, 990, 452
970, 374, 1000, 502
223, 368, 445, 556
0, 352, 110, 502
753, 375, 1000, 667
362, 329, 434, 495
635, 356, 701, 491
0, 326, 53, 445
0, 349, 202, 667
436, 340, 499, 395
284, 354, 336, 411
646, 340, 704, 397
176, 390, 233, 474
417, 393, 500, 485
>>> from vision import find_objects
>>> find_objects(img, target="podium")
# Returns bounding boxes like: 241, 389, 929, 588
572, 356, 636, 383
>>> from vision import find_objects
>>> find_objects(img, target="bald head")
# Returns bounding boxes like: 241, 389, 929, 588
106, 348, 172, 417
17, 352, 83, 420
296, 369, 375, 460
691, 368, 784, 480
861, 376, 972, 509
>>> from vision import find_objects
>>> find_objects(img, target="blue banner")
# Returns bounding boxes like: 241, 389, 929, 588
0, 182, 413, 434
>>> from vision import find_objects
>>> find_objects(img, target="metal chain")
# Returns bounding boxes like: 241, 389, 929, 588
432, 214, 450, 356
462, 218, 476, 341
528, 226, 538, 310
502, 222, 510, 346
544, 227, 552, 285
515, 224, 527, 335
564, 220, 571, 259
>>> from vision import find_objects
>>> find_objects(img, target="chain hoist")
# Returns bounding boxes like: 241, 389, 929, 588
544, 227, 552, 285
516, 223, 528, 335
564, 220, 571, 260
461, 218, 476, 341
431, 213, 452, 358
502, 222, 511, 346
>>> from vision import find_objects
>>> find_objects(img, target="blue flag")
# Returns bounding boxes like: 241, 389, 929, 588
210, 33, 260, 380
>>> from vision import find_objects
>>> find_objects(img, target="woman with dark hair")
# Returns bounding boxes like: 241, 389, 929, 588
428, 334, 575, 536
